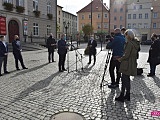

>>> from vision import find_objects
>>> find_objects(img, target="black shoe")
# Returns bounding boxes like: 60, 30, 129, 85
88, 62, 91, 64
108, 84, 117, 89
147, 73, 155, 77
115, 96, 124, 102
23, 67, 28, 69
4, 71, 10, 74
52, 61, 56, 62
62, 69, 67, 71
17, 68, 20, 71
0, 74, 2, 76
93, 62, 95, 65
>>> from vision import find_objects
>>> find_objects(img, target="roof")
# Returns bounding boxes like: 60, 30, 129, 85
77, 0, 109, 13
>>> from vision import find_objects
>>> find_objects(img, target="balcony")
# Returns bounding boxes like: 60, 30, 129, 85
3, 2, 13, 11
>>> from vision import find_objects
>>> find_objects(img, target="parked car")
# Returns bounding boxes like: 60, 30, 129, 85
141, 40, 152, 45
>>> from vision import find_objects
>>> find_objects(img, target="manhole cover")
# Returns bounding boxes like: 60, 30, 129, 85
51, 112, 84, 120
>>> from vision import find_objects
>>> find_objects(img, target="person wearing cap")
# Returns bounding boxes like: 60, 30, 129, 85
107, 28, 125, 88
46, 33, 57, 63
0, 35, 10, 76
87, 36, 97, 65
12, 35, 28, 70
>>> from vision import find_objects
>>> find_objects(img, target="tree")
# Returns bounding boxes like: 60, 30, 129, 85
82, 24, 93, 42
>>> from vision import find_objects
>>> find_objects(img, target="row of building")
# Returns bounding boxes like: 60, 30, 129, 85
77, 0, 160, 41
0, 0, 160, 43
0, 0, 77, 43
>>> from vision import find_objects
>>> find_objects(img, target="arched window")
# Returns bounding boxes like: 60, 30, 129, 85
47, 1, 51, 14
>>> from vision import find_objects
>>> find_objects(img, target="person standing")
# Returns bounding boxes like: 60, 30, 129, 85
107, 28, 125, 88
147, 33, 160, 77
0, 35, 10, 76
115, 29, 140, 102
12, 35, 28, 70
58, 34, 68, 72
88, 36, 97, 65
46, 33, 57, 63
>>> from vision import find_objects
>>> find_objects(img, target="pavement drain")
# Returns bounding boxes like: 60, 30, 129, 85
51, 112, 85, 120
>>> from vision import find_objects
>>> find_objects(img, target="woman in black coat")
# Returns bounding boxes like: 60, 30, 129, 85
147, 33, 160, 77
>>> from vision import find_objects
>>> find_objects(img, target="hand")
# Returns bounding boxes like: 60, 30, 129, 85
4, 53, 8, 55
117, 58, 121, 62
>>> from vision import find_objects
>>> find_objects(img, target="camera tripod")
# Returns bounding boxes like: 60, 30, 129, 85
100, 49, 112, 89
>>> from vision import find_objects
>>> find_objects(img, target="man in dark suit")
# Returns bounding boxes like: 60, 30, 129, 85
88, 36, 97, 65
0, 35, 10, 76
57, 34, 68, 72
46, 33, 57, 63
12, 35, 28, 70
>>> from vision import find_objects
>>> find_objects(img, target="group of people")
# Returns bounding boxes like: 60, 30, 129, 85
106, 27, 160, 102
0, 35, 28, 76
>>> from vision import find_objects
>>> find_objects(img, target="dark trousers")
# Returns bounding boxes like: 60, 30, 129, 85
0, 56, 8, 74
58, 54, 66, 71
89, 53, 96, 63
48, 51, 54, 62
120, 74, 130, 96
149, 63, 156, 75
109, 57, 121, 84
13, 52, 25, 69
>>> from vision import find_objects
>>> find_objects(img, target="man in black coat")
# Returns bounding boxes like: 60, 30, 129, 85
147, 33, 160, 77
88, 36, 97, 65
46, 33, 57, 63
0, 35, 9, 76
12, 35, 28, 70
57, 34, 68, 72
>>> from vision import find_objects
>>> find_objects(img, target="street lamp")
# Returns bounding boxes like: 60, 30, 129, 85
63, 21, 70, 73
150, 7, 153, 39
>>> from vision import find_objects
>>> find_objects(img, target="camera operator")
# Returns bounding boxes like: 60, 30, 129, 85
107, 28, 125, 89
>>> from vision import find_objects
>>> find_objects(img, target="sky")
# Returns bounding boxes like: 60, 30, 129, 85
57, 0, 109, 15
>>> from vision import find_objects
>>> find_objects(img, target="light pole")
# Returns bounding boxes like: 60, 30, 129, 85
150, 7, 153, 39
63, 21, 70, 73
100, 0, 103, 51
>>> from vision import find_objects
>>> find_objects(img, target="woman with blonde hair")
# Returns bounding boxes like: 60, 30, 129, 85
115, 29, 140, 102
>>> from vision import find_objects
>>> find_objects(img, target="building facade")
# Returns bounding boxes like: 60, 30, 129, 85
110, 0, 127, 32
57, 5, 63, 39
0, 0, 57, 43
77, 0, 109, 34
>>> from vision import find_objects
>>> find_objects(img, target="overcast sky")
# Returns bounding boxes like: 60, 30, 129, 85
57, 0, 109, 15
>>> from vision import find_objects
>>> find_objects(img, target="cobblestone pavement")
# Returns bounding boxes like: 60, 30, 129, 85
0, 44, 159, 120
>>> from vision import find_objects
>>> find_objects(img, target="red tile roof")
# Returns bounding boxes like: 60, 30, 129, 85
77, 0, 109, 13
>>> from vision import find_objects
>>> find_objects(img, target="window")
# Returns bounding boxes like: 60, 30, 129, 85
114, 16, 117, 21
47, 2, 51, 14
145, 13, 148, 19
144, 23, 148, 28
138, 23, 142, 28
133, 14, 136, 19
98, 14, 100, 19
114, 25, 117, 29
33, 0, 38, 11
139, 14, 142, 19
104, 14, 107, 18
58, 18, 60, 23
97, 23, 101, 29
128, 14, 131, 19
114, 8, 117, 12
89, 14, 91, 19
82, 15, 84, 20
59, 11, 60, 15
3, 0, 12, 3
120, 8, 123, 12
132, 23, 136, 28
139, 5, 142, 9
128, 23, 131, 29
16, 0, 24, 6
47, 25, 51, 35
153, 23, 157, 28
33, 23, 39, 36
104, 23, 108, 29
120, 16, 123, 21
153, 13, 158, 18
120, 25, 122, 29
134, 5, 136, 10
